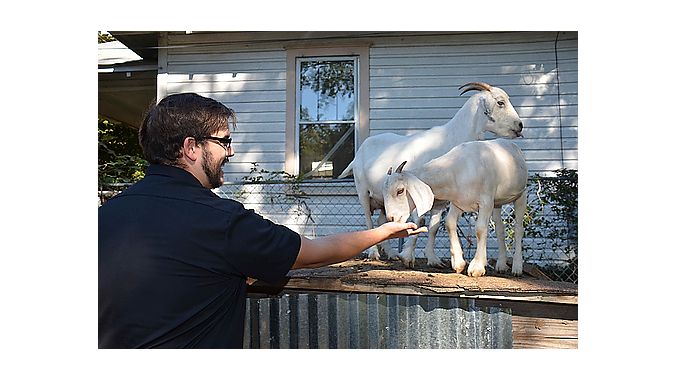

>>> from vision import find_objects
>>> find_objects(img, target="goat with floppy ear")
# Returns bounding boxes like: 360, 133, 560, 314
384, 161, 435, 223
382, 139, 528, 277
338, 82, 524, 265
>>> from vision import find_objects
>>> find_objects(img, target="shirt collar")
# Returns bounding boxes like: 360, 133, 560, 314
146, 164, 204, 188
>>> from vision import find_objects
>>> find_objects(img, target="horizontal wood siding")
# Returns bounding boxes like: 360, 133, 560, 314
512, 316, 578, 348
369, 31, 578, 175
164, 31, 577, 180
165, 34, 288, 181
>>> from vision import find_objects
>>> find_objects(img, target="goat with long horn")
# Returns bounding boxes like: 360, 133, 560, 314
338, 81, 524, 267
458, 82, 493, 95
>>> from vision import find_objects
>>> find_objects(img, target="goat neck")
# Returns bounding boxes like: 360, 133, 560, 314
411, 157, 455, 199
444, 94, 488, 143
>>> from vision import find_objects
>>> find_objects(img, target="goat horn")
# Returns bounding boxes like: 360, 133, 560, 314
387, 167, 393, 175
459, 82, 492, 96
395, 161, 407, 173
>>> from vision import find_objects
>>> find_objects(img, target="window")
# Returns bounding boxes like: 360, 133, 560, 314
297, 58, 356, 178
286, 46, 369, 179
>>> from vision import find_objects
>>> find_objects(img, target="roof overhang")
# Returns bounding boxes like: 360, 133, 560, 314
98, 36, 158, 129
107, 31, 159, 61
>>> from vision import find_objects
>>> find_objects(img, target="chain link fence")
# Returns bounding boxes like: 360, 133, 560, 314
99, 175, 577, 284
214, 175, 577, 283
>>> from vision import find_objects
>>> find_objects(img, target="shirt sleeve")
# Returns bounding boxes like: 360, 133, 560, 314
225, 206, 301, 283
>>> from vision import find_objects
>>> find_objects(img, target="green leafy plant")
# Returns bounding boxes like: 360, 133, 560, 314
237, 162, 308, 203
524, 168, 578, 282
242, 162, 302, 183
234, 163, 314, 224
98, 117, 147, 203
98, 31, 115, 43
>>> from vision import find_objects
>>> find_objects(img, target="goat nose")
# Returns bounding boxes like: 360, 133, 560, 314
517, 121, 523, 131
388, 216, 394, 222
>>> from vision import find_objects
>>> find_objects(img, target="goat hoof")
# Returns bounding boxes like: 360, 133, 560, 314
427, 258, 446, 269
468, 269, 486, 277
468, 261, 486, 277
452, 259, 466, 274
511, 260, 523, 276
365, 246, 381, 261
495, 259, 509, 273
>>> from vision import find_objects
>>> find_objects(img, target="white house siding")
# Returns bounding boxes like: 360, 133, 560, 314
368, 31, 577, 176
162, 31, 576, 181
162, 32, 578, 263
163, 33, 289, 182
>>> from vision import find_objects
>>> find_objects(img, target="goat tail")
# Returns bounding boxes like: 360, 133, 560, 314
337, 160, 354, 179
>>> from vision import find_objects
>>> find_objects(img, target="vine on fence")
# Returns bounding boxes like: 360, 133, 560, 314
524, 168, 578, 282
237, 162, 308, 202
526, 169, 578, 255
235, 163, 313, 222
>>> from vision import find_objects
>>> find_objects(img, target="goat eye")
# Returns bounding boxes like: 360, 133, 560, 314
396, 188, 405, 196
497, 100, 505, 107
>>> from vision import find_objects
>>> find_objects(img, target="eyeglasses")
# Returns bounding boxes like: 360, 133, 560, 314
204, 136, 232, 150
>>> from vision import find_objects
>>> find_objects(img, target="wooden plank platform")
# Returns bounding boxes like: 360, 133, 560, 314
248, 258, 577, 305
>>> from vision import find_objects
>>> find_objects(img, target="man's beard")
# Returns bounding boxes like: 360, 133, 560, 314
202, 149, 226, 189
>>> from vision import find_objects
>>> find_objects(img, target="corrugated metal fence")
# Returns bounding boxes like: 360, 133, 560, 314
244, 291, 512, 349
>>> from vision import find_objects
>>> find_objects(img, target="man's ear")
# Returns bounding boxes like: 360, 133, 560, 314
183, 137, 199, 162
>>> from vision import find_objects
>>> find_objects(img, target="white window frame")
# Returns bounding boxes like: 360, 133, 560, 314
285, 45, 370, 177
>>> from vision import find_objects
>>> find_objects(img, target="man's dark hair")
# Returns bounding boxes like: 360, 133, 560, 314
139, 93, 236, 165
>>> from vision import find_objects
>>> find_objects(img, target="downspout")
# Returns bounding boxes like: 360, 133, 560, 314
156, 32, 168, 103
554, 31, 565, 169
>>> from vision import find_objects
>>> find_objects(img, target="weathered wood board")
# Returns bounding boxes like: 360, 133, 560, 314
249, 258, 577, 305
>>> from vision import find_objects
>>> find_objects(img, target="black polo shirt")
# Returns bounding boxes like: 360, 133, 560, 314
98, 164, 301, 348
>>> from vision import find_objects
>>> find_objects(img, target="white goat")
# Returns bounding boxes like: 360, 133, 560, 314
382, 139, 528, 277
338, 82, 523, 264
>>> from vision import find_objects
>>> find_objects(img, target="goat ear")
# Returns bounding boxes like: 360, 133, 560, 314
405, 174, 434, 216
480, 96, 496, 122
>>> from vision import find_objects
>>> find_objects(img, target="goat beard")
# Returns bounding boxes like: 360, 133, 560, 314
202, 148, 226, 189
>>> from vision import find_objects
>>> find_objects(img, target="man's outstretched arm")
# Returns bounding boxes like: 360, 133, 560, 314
292, 222, 426, 269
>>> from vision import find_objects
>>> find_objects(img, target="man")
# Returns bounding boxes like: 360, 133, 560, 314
99, 93, 424, 348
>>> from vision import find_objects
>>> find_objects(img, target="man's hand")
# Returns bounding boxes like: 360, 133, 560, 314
379, 222, 429, 240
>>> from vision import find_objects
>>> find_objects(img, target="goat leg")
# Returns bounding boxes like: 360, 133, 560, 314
446, 205, 466, 273
494, 207, 509, 273
511, 192, 526, 276
423, 206, 446, 268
